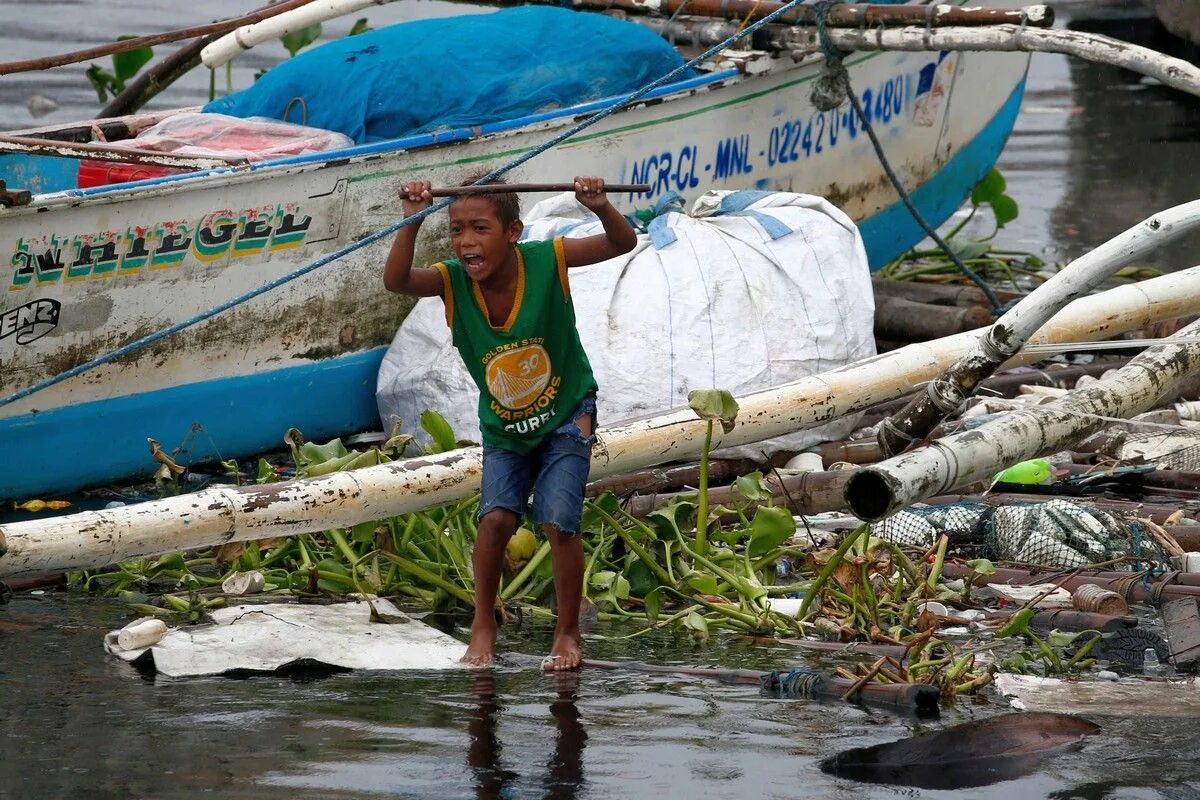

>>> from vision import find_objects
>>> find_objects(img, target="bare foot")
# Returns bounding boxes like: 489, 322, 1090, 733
460, 622, 498, 667
543, 630, 582, 671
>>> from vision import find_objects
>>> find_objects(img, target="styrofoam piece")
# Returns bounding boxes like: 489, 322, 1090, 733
221, 570, 265, 595
784, 452, 825, 472
105, 599, 466, 677
104, 617, 168, 654
766, 597, 804, 617
1182, 552, 1200, 574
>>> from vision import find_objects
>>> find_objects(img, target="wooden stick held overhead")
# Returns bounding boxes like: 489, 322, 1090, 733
430, 183, 651, 197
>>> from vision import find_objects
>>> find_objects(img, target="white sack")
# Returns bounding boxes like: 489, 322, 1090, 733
377, 190, 875, 457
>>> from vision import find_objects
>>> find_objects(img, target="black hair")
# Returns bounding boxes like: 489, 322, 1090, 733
456, 174, 520, 227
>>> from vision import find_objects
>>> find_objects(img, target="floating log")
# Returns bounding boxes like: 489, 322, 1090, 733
581, 658, 940, 713
876, 200, 1200, 457
846, 318, 1200, 521
872, 278, 1021, 310
874, 296, 994, 343
5, 268, 1200, 579
621, 469, 853, 517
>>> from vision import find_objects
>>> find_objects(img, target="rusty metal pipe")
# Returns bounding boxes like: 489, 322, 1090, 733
943, 563, 1200, 606
622, 470, 853, 517
874, 296, 994, 344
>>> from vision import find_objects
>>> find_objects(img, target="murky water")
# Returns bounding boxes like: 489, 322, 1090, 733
3, 2, 1200, 797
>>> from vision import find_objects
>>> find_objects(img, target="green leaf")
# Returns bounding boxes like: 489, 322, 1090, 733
581, 492, 620, 533
611, 574, 631, 601
747, 506, 796, 557
970, 168, 1006, 206
644, 587, 662, 623
732, 471, 773, 503
86, 64, 116, 102
625, 558, 660, 597
350, 520, 379, 544
683, 611, 710, 643
256, 458, 280, 484
991, 194, 1019, 228
348, 17, 372, 35
647, 500, 695, 540
996, 607, 1035, 638
590, 570, 617, 591
948, 237, 990, 261
684, 571, 720, 596
1047, 630, 1079, 649
729, 574, 768, 603
688, 389, 739, 434
420, 409, 458, 453
281, 22, 322, 57
112, 37, 153, 84
966, 558, 996, 577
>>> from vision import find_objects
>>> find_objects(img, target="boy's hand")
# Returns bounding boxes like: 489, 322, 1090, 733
574, 176, 611, 212
399, 180, 433, 217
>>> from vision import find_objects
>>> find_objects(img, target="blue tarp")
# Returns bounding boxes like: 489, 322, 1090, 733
204, 7, 692, 144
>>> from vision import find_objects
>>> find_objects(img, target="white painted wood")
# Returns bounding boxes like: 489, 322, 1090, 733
4, 265, 1200, 578
202, 0, 393, 68
846, 316, 1200, 520
786, 24, 1200, 98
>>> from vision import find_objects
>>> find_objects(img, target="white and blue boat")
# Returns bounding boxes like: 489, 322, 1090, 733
0, 0, 1030, 499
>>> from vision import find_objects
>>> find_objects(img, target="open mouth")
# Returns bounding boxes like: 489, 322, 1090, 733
462, 255, 486, 274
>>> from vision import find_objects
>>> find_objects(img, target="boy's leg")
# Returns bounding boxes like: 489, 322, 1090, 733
463, 446, 533, 667
544, 524, 584, 670
532, 395, 597, 671
463, 508, 519, 666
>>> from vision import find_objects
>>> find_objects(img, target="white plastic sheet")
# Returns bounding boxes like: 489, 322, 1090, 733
104, 599, 466, 677
377, 190, 875, 456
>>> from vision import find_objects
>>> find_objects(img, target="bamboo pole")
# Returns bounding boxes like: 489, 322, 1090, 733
4, 267, 1200, 578
875, 199, 1200, 457
784, 25, 1200, 100
438, 0, 1053, 30
845, 319, 1200, 521
0, 0, 320, 76
0, 136, 247, 168
202, 0, 392, 69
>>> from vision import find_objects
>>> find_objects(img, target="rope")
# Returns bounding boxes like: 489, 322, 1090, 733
760, 668, 826, 698
810, 0, 1004, 316
0, 0, 809, 412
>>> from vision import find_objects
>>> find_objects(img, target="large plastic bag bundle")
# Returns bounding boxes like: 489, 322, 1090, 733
377, 190, 875, 456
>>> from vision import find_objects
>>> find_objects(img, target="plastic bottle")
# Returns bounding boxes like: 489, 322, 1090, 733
1144, 647, 1164, 677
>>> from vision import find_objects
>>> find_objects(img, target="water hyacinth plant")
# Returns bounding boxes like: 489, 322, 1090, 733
70, 395, 1009, 697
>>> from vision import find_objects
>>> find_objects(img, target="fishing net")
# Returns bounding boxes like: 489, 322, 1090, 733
871, 498, 1172, 570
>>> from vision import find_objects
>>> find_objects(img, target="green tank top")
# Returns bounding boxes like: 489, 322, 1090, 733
434, 237, 597, 454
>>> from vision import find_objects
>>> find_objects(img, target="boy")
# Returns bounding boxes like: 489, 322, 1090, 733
384, 176, 637, 669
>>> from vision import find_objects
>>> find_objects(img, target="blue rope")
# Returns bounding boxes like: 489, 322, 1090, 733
761, 668, 826, 699
0, 0, 808, 412
811, 1, 1004, 316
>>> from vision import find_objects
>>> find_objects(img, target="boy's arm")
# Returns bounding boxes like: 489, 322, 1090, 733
383, 181, 445, 297
560, 176, 639, 268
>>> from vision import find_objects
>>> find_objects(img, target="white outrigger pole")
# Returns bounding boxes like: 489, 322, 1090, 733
4, 266, 1200, 578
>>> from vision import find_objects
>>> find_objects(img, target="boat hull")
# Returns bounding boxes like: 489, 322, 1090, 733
0, 30, 1028, 499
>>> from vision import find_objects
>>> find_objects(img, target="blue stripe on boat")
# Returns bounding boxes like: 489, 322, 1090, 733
0, 77, 1027, 499
858, 77, 1027, 269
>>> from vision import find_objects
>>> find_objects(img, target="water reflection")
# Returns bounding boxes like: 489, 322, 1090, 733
468, 671, 586, 800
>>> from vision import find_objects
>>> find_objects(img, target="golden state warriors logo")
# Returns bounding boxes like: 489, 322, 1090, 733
485, 343, 552, 410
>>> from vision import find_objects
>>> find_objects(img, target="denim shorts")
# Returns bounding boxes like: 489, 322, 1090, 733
480, 394, 597, 536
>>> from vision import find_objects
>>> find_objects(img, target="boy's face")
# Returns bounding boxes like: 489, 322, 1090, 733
448, 197, 523, 283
